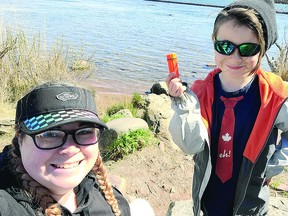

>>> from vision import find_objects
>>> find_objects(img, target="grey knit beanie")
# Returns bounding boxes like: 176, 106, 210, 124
222, 0, 278, 51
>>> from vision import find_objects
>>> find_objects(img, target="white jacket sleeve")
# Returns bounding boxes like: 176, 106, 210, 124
266, 100, 288, 179
169, 89, 209, 155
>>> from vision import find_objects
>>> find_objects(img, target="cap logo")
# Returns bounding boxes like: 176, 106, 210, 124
56, 92, 78, 101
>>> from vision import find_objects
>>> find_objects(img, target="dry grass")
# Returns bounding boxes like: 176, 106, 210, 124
266, 42, 288, 80
94, 93, 133, 117
274, 42, 288, 81
0, 27, 94, 107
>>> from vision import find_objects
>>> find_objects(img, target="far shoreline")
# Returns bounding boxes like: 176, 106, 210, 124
145, 0, 288, 14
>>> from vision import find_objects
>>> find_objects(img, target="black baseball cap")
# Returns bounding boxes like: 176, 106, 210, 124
16, 82, 107, 135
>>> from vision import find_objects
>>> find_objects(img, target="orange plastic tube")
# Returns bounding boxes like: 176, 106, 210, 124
166, 53, 179, 78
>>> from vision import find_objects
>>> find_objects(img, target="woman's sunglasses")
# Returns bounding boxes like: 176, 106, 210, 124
214, 38, 260, 57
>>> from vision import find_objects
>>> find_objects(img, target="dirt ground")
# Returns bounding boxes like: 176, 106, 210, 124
106, 140, 194, 216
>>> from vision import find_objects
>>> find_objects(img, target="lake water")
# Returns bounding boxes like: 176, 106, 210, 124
1, 0, 288, 94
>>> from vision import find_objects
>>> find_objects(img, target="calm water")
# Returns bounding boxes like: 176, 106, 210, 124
1, 0, 288, 94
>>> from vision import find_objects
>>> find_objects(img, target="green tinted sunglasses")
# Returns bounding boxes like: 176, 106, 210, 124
214, 38, 260, 57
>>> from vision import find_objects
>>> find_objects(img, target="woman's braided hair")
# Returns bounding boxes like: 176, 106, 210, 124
9, 127, 121, 216
93, 152, 121, 216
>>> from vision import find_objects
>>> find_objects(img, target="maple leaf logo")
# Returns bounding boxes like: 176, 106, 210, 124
222, 133, 232, 142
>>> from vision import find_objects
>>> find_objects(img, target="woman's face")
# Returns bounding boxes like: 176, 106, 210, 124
19, 122, 99, 195
214, 20, 260, 79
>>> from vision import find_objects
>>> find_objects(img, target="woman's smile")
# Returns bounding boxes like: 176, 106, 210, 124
51, 160, 83, 169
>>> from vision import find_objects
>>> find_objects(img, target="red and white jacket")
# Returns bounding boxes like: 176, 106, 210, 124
169, 68, 288, 215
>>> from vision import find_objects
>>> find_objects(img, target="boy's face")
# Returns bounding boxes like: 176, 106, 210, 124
214, 20, 260, 79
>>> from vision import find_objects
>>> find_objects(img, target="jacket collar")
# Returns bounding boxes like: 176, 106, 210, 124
244, 69, 288, 162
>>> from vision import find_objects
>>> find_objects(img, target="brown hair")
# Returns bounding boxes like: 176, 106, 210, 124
213, 7, 265, 74
9, 128, 121, 216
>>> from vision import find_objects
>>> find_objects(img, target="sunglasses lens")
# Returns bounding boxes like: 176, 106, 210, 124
215, 41, 235, 55
238, 44, 260, 57
215, 39, 260, 57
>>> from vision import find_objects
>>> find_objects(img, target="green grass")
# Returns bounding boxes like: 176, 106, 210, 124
102, 129, 159, 161
131, 93, 145, 109
101, 113, 127, 123
270, 181, 281, 189
101, 93, 144, 122
281, 191, 288, 198
270, 168, 288, 198
100, 93, 158, 161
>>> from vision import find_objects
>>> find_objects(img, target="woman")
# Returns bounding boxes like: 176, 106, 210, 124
166, 0, 288, 215
0, 82, 131, 215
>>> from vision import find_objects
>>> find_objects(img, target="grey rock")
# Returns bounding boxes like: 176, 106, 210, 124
99, 129, 118, 150
166, 198, 288, 216
166, 200, 193, 216
143, 92, 179, 150
107, 117, 148, 134
100, 117, 149, 150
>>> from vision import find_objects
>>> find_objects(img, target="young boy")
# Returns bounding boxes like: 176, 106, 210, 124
166, 0, 288, 215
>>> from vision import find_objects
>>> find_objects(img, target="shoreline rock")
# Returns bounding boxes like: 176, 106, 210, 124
166, 197, 288, 215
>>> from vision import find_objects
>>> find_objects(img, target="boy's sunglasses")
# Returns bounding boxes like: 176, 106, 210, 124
214, 38, 260, 57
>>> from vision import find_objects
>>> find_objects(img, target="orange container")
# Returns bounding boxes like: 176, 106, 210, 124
166, 53, 179, 78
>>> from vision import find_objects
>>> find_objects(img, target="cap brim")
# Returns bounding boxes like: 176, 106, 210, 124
20, 109, 108, 134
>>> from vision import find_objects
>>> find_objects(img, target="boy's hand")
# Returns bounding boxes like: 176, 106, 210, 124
166, 72, 186, 97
